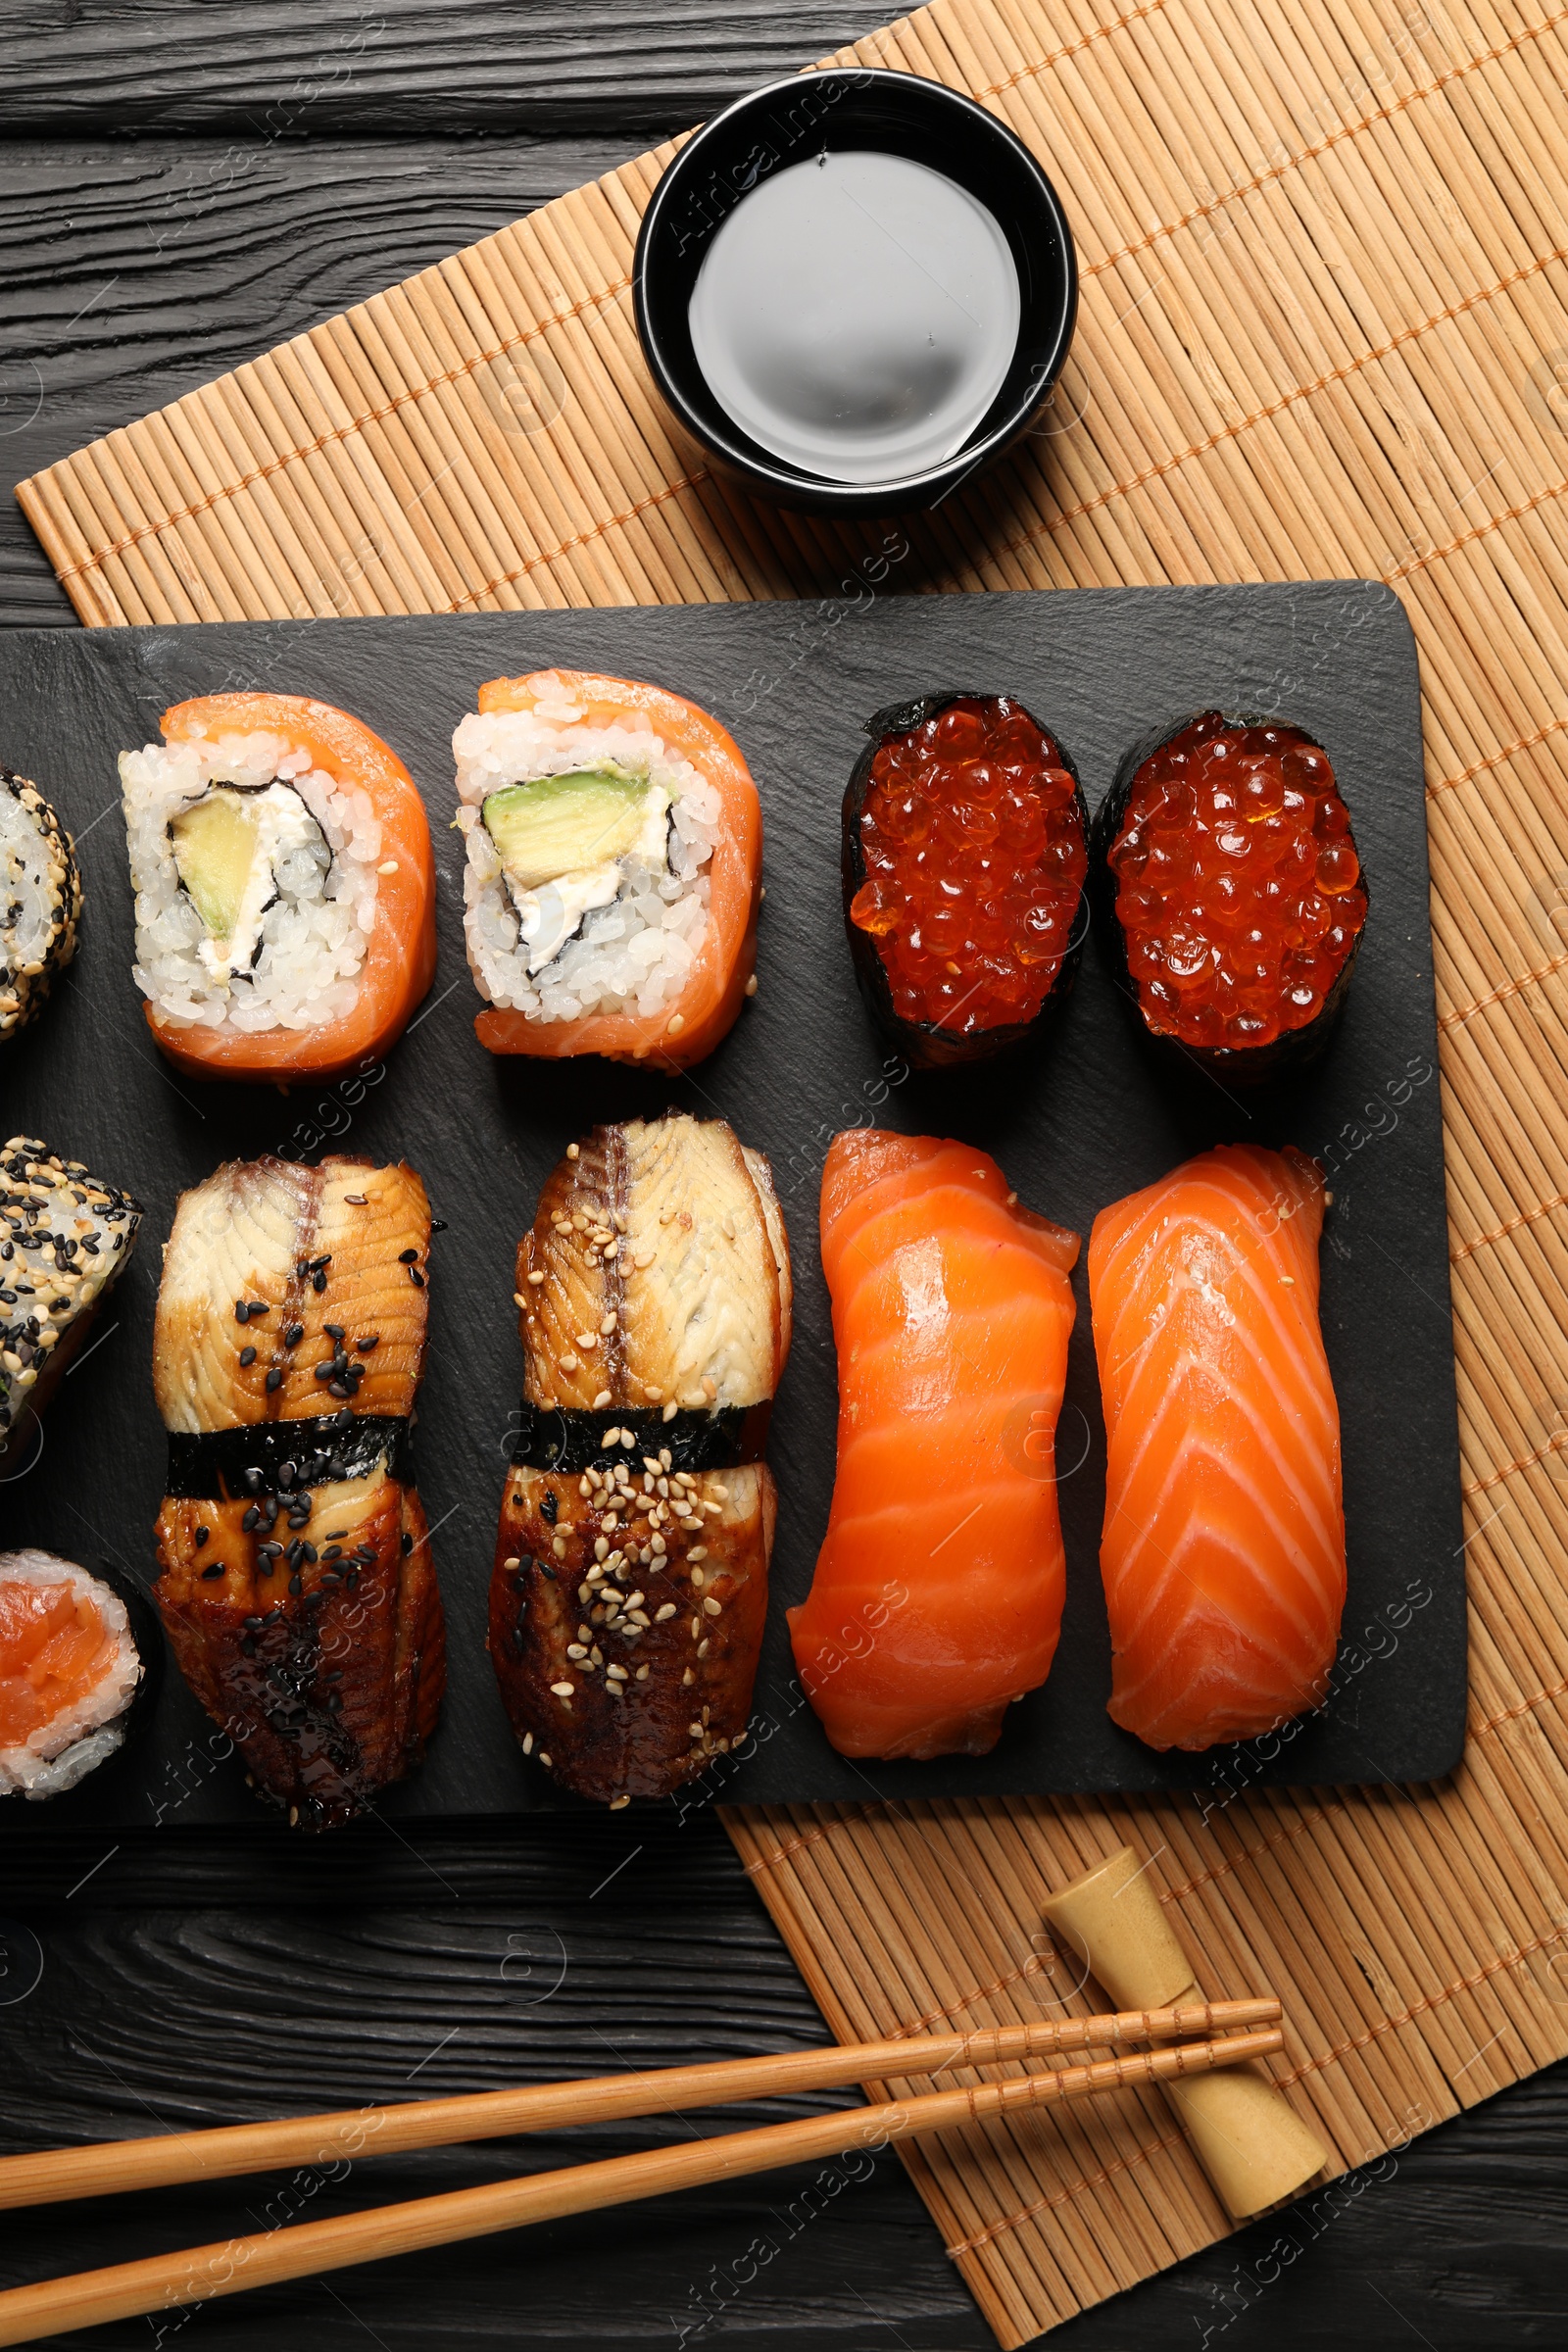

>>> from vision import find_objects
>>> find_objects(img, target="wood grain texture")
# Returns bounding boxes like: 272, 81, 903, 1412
0, 136, 635, 624
8, 0, 890, 129
7, 0, 1568, 2339
1, 1824, 1565, 2349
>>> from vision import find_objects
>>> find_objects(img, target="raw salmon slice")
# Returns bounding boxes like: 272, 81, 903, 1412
1089, 1143, 1347, 1751
788, 1131, 1079, 1759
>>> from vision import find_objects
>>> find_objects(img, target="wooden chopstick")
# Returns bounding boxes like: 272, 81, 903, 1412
0, 1996, 1279, 2211
0, 2027, 1284, 2345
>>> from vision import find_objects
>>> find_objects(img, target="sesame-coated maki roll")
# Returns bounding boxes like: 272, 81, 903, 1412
843, 692, 1088, 1068
490, 1112, 792, 1806
1091, 711, 1367, 1085
457, 670, 762, 1071
0, 1139, 142, 1471
1, 768, 81, 1041
120, 693, 436, 1085
151, 1154, 445, 1829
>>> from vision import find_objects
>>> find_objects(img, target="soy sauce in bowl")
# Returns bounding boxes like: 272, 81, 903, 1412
634, 70, 1077, 515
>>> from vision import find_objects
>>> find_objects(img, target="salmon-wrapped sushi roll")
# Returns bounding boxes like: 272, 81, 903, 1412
120, 693, 436, 1083
490, 1112, 792, 1804
455, 670, 761, 1071
790, 1131, 1079, 1759
152, 1153, 446, 1829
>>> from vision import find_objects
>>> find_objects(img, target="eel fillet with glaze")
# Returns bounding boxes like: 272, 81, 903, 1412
152, 1153, 445, 1828
489, 1112, 792, 1805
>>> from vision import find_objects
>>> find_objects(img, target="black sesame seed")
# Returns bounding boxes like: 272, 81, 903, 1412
288, 1575, 302, 1595
265, 1368, 282, 1393
345, 1571, 359, 1591
398, 1249, 418, 1264
541, 1491, 558, 1525
194, 1527, 210, 1548
430, 1219, 448, 1232
300, 1544, 318, 1565
284, 1322, 304, 1347
409, 1267, 425, 1288
241, 1505, 262, 1533
356, 1334, 379, 1351
400, 1533, 413, 1555
312, 1271, 327, 1293
234, 1300, 250, 1323
200, 1561, 223, 1580
239, 1346, 257, 1367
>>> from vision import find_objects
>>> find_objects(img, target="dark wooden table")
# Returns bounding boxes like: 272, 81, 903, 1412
3, 7, 1565, 2344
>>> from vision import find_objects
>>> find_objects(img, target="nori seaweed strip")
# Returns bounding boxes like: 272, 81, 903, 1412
511, 1399, 772, 1474
1089, 709, 1366, 1089
166, 1413, 414, 1499
842, 690, 1089, 1070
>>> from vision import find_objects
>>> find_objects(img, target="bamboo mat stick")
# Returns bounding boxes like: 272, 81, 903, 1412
0, 2032, 1284, 2349
0, 2003, 1278, 2215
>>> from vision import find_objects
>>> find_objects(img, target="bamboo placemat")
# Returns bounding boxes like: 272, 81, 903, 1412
20, 0, 1568, 2339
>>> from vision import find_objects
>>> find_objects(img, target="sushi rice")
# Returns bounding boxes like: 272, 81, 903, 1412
0, 769, 81, 1040
455, 678, 719, 1024
120, 728, 383, 1032
0, 1550, 142, 1799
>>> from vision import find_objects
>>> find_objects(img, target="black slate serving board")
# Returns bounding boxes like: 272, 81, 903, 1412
0, 583, 1465, 1824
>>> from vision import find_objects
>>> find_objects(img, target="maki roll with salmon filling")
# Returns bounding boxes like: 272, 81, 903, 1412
1, 769, 81, 1041
152, 1154, 445, 1829
1093, 711, 1367, 1083
0, 1139, 142, 1472
844, 692, 1088, 1067
458, 670, 761, 1071
120, 693, 436, 1084
490, 1112, 792, 1805
0, 1551, 151, 1799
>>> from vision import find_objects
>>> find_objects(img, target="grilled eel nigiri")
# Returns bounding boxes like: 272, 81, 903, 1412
489, 1112, 792, 1805
152, 1154, 445, 1829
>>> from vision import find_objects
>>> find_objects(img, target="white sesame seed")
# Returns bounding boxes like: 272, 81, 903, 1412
662, 1400, 678, 1422
689, 1545, 708, 1563
592, 1390, 612, 1410
635, 1664, 650, 1681
697, 1638, 710, 1657
599, 1312, 616, 1335
594, 1537, 610, 1562
552, 1536, 566, 1559
710, 1484, 729, 1501
566, 1642, 587, 1659
634, 1246, 657, 1268
514, 1292, 527, 1309
744, 973, 759, 997
566, 1143, 580, 1160
610, 1793, 631, 1809
522, 1733, 533, 1754
655, 1603, 677, 1621
607, 1664, 627, 1682
682, 1668, 695, 1686
690, 1617, 702, 1638
560, 1353, 579, 1375
504, 1555, 520, 1570
527, 1270, 545, 1285
690, 1567, 706, 1589
576, 1331, 598, 1351
551, 1682, 574, 1697
703, 1595, 721, 1617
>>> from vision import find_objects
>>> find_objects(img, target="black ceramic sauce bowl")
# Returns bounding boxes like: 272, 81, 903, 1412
632, 69, 1078, 515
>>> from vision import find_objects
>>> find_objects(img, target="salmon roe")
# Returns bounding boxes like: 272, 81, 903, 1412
849, 696, 1087, 1036
1108, 712, 1367, 1053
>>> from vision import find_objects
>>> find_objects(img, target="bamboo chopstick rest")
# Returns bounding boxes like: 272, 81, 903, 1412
1041, 1845, 1326, 2219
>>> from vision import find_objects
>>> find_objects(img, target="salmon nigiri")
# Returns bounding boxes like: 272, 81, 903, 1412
1090, 1143, 1346, 1751
788, 1131, 1079, 1759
